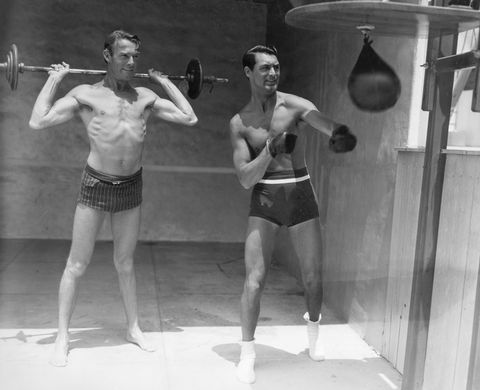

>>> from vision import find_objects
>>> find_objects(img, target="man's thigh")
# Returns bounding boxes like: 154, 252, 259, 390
244, 216, 280, 274
288, 218, 323, 274
69, 204, 106, 262
110, 206, 141, 258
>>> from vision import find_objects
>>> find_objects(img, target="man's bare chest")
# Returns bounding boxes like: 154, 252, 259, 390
81, 99, 149, 143
242, 111, 297, 151
83, 96, 151, 118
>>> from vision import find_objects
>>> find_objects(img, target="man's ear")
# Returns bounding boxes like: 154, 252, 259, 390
244, 66, 251, 79
103, 48, 111, 63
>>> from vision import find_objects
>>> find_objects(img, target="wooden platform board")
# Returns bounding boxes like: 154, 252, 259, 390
285, 1, 480, 37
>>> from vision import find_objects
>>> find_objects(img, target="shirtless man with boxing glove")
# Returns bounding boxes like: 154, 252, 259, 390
229, 45, 356, 384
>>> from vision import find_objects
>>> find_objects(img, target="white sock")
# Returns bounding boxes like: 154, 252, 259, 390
304, 312, 325, 361
236, 340, 256, 384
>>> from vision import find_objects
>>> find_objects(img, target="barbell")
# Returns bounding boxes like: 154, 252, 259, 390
0, 44, 229, 99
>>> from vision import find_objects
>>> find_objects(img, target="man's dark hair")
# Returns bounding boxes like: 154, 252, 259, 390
104, 30, 141, 61
242, 45, 278, 70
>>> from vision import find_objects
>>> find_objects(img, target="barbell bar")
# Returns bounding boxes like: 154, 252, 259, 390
0, 44, 229, 99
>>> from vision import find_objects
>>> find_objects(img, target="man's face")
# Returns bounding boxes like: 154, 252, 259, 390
247, 52, 280, 94
104, 38, 139, 81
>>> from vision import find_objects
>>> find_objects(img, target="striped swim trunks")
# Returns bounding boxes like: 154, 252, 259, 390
249, 167, 319, 227
77, 164, 143, 213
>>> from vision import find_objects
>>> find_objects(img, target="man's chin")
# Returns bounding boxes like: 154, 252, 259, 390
264, 84, 278, 93
121, 70, 135, 79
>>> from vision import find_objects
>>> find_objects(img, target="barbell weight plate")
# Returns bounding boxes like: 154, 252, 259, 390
186, 58, 203, 99
11, 44, 18, 90
5, 45, 18, 90
8, 50, 13, 89
6, 50, 12, 89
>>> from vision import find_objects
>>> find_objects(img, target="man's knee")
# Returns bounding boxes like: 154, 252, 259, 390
65, 258, 90, 278
244, 272, 266, 294
114, 255, 134, 275
303, 271, 323, 292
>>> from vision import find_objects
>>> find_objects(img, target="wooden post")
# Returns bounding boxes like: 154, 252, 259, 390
421, 38, 439, 111
401, 31, 457, 390
472, 37, 480, 112
472, 64, 480, 112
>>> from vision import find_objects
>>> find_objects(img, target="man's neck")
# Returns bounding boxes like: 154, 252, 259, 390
250, 90, 277, 113
103, 73, 132, 92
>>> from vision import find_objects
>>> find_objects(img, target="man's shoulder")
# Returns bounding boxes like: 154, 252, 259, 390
134, 86, 155, 94
65, 83, 95, 98
279, 91, 316, 112
70, 83, 93, 92
135, 86, 160, 102
229, 113, 243, 132
230, 104, 249, 127
278, 91, 307, 104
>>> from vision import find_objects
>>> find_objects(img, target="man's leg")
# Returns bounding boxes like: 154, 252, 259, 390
238, 216, 279, 383
110, 206, 155, 352
51, 204, 105, 367
288, 217, 324, 360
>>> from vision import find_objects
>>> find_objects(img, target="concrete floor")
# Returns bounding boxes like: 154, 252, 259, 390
0, 239, 402, 390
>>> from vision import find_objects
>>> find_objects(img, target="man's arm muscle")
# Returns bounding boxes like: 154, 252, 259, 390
230, 116, 272, 189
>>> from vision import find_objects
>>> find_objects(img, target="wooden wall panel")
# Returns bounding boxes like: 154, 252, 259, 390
423, 154, 480, 390
467, 263, 480, 390
383, 150, 423, 373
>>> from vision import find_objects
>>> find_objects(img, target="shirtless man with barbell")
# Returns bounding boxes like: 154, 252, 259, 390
29, 30, 198, 367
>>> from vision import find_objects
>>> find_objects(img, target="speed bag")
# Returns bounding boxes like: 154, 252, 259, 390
347, 39, 401, 112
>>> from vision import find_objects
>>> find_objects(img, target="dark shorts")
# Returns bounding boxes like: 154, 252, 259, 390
77, 164, 143, 213
249, 167, 319, 227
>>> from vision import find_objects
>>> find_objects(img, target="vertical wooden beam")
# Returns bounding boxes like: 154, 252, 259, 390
472, 36, 480, 112
472, 64, 480, 112
466, 259, 480, 390
421, 38, 439, 111
401, 30, 457, 390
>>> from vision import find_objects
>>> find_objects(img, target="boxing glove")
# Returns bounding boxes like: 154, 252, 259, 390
267, 132, 297, 157
329, 125, 357, 153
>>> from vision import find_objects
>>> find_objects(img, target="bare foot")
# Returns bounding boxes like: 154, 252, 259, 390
126, 330, 156, 352
49, 337, 69, 367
